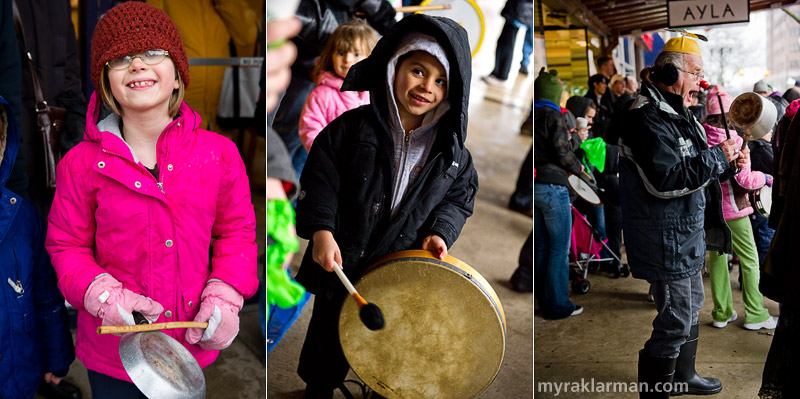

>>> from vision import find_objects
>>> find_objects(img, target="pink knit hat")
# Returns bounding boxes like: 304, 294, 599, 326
705, 86, 734, 115
786, 99, 800, 119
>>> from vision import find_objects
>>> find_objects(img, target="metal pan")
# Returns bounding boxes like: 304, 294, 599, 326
99, 321, 208, 398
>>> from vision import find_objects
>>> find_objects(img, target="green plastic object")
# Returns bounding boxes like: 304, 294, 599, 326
580, 137, 607, 173
266, 199, 304, 319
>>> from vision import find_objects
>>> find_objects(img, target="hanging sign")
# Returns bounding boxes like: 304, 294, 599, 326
667, 0, 749, 28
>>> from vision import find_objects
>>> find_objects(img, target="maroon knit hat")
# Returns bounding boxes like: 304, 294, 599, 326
90, 1, 190, 91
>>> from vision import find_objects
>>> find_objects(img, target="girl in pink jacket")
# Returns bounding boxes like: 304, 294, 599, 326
44, 2, 258, 395
298, 20, 377, 152
703, 86, 777, 332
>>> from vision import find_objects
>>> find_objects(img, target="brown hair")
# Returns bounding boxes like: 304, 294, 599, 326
99, 64, 186, 118
313, 19, 378, 82
704, 113, 733, 129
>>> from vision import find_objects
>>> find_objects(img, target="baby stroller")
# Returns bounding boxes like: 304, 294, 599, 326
569, 205, 629, 294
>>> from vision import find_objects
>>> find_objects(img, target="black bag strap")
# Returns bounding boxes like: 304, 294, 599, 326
11, 0, 48, 114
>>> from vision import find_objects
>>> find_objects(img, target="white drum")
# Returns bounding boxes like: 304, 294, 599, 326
750, 185, 772, 218
339, 250, 505, 398
419, 0, 485, 57
568, 174, 602, 206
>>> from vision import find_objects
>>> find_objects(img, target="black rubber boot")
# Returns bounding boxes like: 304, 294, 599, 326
671, 324, 722, 396
639, 350, 677, 399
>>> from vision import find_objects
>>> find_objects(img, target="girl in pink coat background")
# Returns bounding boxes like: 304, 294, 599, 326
703, 85, 777, 332
44, 2, 258, 396
298, 20, 378, 152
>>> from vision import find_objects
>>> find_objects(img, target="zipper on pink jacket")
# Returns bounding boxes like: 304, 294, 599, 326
101, 148, 166, 197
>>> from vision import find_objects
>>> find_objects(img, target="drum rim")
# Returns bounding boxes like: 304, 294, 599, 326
419, 0, 486, 58
750, 186, 771, 218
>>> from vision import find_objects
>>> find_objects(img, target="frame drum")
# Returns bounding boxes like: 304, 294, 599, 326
339, 250, 506, 398
568, 174, 602, 206
419, 0, 485, 57
750, 185, 772, 218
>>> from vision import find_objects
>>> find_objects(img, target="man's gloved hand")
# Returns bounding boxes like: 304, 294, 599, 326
185, 280, 244, 351
83, 274, 163, 327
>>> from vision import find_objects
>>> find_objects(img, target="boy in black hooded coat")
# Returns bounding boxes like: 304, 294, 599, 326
293, 14, 479, 396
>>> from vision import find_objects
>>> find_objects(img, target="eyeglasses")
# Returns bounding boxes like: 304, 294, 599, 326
106, 49, 170, 70
677, 67, 704, 81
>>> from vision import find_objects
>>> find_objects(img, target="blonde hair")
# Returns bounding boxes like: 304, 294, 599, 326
313, 19, 378, 82
99, 65, 186, 118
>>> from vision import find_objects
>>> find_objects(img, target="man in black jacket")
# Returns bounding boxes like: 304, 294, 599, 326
617, 36, 742, 398
482, 0, 533, 85
585, 73, 612, 138
294, 15, 478, 398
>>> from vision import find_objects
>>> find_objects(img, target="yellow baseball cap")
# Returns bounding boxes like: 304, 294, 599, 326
663, 36, 701, 56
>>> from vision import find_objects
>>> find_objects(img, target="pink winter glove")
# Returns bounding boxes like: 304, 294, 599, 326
84, 274, 164, 327
185, 280, 243, 351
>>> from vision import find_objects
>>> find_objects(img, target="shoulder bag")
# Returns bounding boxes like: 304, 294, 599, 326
12, 0, 68, 189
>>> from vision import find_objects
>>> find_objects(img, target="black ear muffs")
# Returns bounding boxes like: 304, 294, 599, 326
651, 63, 679, 86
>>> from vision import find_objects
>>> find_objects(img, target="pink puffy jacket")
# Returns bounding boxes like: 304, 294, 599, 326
45, 93, 258, 381
298, 71, 369, 152
703, 124, 766, 221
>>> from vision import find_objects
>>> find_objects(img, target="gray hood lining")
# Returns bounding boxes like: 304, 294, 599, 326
97, 113, 142, 164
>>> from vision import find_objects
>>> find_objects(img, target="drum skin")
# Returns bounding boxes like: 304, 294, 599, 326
339, 250, 506, 398
568, 174, 602, 205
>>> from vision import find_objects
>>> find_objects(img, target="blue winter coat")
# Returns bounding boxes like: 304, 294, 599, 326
0, 96, 75, 398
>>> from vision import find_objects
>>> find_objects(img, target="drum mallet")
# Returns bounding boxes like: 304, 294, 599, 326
355, 4, 451, 16
717, 92, 741, 172
333, 262, 385, 330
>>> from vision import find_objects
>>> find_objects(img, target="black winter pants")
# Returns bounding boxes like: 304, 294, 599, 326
297, 284, 350, 390
509, 146, 533, 211
490, 19, 520, 80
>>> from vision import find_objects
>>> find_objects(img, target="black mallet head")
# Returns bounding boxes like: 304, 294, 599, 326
359, 302, 385, 330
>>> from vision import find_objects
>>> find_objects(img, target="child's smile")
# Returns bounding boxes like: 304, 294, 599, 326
394, 51, 447, 131
108, 56, 179, 114
409, 93, 431, 105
